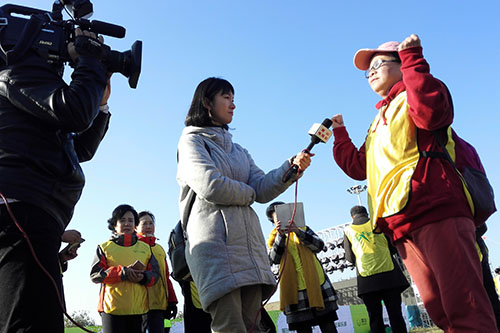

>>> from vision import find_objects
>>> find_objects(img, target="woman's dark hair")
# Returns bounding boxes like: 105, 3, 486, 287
138, 210, 155, 223
107, 204, 139, 231
185, 77, 234, 129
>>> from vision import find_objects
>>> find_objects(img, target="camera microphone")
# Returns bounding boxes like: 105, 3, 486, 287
283, 118, 333, 182
77, 19, 126, 39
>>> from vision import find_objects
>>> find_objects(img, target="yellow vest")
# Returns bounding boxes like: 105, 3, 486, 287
365, 91, 418, 226
190, 280, 203, 309
148, 244, 168, 310
100, 240, 151, 315
345, 222, 394, 277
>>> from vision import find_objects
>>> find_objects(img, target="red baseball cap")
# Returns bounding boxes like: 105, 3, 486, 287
353, 41, 400, 70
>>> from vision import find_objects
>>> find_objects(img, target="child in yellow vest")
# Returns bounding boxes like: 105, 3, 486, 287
267, 201, 338, 333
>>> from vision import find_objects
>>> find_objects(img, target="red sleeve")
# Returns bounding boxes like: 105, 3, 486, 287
89, 245, 125, 284
332, 126, 366, 180
165, 259, 178, 303
400, 46, 453, 131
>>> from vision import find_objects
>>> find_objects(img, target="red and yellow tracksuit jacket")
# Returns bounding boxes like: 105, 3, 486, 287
333, 46, 473, 241
90, 233, 160, 315
137, 234, 178, 310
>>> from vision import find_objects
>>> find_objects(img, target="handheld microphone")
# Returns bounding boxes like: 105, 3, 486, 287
305, 118, 333, 150
284, 118, 333, 181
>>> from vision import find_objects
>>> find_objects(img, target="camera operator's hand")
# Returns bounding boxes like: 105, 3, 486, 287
68, 28, 104, 62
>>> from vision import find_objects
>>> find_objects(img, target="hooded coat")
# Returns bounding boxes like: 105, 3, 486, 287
177, 126, 298, 310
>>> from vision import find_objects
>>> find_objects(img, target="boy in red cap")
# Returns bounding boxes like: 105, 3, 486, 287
329, 34, 497, 331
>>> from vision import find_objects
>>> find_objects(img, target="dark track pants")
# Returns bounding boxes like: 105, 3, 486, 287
360, 289, 407, 333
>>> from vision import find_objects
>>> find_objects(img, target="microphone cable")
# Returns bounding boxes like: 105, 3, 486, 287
249, 165, 301, 333
0, 191, 94, 333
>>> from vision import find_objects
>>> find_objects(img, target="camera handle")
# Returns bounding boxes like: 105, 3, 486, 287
0, 11, 45, 65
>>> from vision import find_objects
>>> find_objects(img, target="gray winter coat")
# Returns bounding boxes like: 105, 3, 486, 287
177, 126, 298, 310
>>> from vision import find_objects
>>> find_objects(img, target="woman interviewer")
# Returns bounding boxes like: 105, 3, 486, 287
176, 77, 311, 332
90, 204, 160, 333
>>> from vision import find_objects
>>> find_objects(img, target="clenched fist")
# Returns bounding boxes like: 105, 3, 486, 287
398, 34, 421, 51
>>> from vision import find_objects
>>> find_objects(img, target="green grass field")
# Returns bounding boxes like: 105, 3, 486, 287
65, 327, 101, 333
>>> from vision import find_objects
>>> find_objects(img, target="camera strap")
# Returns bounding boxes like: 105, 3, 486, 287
1, 13, 45, 65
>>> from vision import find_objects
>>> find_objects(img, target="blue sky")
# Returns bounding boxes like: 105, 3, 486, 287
16, 0, 500, 322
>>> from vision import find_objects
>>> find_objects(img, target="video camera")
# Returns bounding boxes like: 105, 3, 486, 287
0, 0, 142, 88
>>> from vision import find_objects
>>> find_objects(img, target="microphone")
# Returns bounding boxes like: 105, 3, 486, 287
76, 19, 127, 38
284, 118, 333, 181
305, 118, 333, 150
89, 20, 126, 38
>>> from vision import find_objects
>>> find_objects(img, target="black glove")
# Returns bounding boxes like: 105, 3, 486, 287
73, 34, 104, 58
165, 303, 177, 320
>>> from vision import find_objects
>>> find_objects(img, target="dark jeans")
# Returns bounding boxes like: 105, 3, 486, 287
0, 202, 64, 333
360, 289, 407, 333
101, 312, 146, 333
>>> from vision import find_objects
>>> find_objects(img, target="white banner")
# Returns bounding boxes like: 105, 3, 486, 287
168, 304, 409, 333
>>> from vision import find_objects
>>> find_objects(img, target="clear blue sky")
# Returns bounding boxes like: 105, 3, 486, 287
19, 0, 500, 322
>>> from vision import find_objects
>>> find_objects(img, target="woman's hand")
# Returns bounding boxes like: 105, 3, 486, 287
292, 151, 311, 171
125, 268, 144, 283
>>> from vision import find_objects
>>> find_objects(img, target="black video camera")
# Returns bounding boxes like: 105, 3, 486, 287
0, 0, 142, 88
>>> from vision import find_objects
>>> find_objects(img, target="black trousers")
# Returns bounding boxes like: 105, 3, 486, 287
0, 202, 64, 333
477, 236, 500, 332
146, 309, 165, 333
101, 312, 146, 333
359, 289, 407, 333
180, 280, 212, 333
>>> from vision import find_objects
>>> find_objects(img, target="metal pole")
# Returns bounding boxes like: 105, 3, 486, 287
347, 185, 367, 205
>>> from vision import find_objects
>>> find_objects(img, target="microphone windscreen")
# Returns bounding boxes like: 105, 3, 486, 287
90, 20, 126, 38
321, 118, 333, 128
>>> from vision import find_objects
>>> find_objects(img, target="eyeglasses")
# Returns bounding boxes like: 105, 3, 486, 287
364, 58, 400, 78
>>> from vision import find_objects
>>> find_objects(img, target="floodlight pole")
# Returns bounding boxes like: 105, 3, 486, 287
347, 185, 367, 205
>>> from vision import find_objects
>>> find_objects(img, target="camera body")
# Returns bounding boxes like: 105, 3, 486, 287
0, 1, 142, 88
